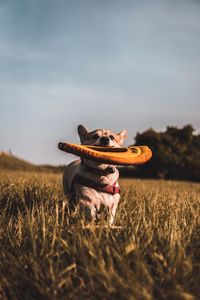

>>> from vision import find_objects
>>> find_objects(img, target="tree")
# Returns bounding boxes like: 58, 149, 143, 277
131, 124, 200, 181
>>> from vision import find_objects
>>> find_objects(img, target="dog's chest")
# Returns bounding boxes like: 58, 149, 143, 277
73, 165, 120, 210
74, 183, 120, 210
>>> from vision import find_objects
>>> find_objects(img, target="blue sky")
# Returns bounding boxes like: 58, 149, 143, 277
0, 0, 200, 165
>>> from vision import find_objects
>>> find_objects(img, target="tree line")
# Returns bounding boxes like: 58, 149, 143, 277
120, 124, 200, 182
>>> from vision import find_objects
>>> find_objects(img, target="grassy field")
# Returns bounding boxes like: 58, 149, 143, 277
0, 171, 199, 300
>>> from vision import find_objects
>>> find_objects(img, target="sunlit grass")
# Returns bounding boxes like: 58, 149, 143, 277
0, 171, 199, 299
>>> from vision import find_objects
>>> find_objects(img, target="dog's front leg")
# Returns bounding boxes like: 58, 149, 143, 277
109, 199, 119, 226
79, 200, 97, 223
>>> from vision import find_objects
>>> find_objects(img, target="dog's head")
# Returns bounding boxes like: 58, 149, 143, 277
77, 125, 127, 147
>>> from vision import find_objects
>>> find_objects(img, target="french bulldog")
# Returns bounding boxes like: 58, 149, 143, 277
62, 125, 127, 225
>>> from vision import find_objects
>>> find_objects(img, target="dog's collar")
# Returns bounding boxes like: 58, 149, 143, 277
74, 173, 121, 195
81, 159, 115, 177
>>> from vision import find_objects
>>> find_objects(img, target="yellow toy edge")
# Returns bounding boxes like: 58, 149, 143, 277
58, 142, 152, 166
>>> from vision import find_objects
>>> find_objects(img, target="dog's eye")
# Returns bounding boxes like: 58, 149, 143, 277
109, 135, 115, 140
92, 134, 99, 140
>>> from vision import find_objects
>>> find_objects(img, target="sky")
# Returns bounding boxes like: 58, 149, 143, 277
0, 0, 200, 165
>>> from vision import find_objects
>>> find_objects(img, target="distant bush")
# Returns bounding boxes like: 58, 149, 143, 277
122, 124, 200, 181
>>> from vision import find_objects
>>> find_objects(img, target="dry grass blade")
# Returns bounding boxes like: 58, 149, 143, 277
0, 171, 199, 300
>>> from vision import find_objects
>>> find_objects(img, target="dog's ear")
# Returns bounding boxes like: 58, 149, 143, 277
78, 124, 89, 142
117, 129, 128, 145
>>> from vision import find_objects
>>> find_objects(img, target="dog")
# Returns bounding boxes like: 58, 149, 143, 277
62, 125, 127, 225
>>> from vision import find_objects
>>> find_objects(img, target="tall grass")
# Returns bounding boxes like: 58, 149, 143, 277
0, 171, 199, 299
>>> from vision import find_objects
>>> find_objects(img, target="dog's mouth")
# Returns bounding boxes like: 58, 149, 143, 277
101, 144, 114, 147
95, 143, 115, 147
88, 145, 126, 152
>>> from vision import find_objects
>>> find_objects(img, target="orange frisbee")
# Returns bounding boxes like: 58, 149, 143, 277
58, 142, 152, 166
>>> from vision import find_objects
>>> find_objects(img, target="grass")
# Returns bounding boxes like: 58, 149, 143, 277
0, 170, 199, 300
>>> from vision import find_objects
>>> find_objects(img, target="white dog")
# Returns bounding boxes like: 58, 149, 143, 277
63, 125, 127, 225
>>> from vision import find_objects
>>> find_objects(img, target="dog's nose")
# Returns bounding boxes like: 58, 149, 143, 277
100, 136, 110, 145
